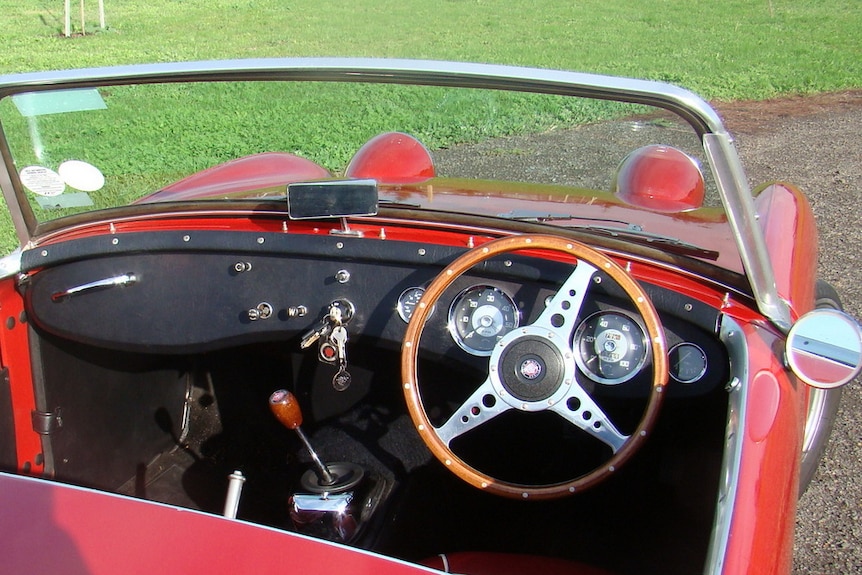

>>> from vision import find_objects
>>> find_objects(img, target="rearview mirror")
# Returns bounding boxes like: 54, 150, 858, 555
786, 309, 862, 389
287, 179, 378, 220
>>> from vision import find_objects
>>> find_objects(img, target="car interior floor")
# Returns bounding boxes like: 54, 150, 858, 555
34, 336, 728, 575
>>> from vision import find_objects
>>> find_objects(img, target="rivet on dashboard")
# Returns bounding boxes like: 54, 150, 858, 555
183, 235, 190, 242
593, 276, 602, 284
41, 250, 48, 257
418, 248, 426, 256
336, 242, 344, 249
504, 260, 512, 267
112, 238, 119, 245
684, 303, 693, 312
257, 237, 265, 244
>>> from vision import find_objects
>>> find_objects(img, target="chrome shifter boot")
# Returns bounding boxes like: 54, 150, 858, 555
269, 389, 384, 543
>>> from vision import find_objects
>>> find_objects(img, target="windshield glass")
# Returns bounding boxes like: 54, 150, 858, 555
0, 76, 739, 270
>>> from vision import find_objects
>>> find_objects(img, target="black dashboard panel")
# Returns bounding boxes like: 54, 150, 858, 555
22, 232, 727, 397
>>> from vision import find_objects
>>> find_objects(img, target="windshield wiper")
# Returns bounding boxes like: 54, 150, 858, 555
497, 210, 633, 227
576, 225, 719, 260
497, 210, 717, 260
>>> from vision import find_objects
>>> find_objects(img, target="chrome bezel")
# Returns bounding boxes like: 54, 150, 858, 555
396, 286, 434, 323
668, 342, 708, 384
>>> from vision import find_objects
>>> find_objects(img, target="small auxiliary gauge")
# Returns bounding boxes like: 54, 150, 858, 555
397, 286, 434, 323
668, 342, 707, 383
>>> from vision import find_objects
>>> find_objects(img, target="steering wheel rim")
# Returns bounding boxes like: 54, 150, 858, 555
401, 234, 668, 500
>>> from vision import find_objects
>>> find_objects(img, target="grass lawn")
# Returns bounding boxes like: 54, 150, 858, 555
0, 0, 859, 252
2, 0, 860, 100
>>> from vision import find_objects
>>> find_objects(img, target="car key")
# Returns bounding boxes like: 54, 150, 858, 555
330, 325, 351, 391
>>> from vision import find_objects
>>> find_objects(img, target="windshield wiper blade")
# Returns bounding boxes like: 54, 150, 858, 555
497, 210, 634, 227
577, 225, 719, 260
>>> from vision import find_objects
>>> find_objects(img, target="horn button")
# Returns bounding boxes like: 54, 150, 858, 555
496, 336, 565, 402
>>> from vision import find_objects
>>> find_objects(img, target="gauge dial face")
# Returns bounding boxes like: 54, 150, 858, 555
575, 311, 648, 384
448, 285, 520, 356
397, 286, 434, 323
669, 342, 707, 383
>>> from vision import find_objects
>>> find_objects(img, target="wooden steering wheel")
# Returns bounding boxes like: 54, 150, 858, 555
401, 234, 668, 500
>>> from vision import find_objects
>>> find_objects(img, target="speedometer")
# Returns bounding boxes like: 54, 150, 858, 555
574, 311, 648, 384
448, 285, 519, 356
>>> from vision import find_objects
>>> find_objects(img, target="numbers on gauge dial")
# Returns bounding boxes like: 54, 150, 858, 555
397, 286, 435, 323
574, 311, 648, 384
448, 285, 519, 356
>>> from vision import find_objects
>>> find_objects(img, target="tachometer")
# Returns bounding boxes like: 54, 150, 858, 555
448, 285, 519, 356
574, 311, 648, 384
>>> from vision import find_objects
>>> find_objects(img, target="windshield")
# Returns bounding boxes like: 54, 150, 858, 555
0, 66, 740, 270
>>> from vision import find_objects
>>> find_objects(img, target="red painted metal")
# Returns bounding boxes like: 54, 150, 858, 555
613, 145, 705, 213
718, 320, 804, 575
0, 279, 42, 475
136, 152, 332, 203
346, 132, 435, 183
754, 183, 818, 317
0, 472, 434, 574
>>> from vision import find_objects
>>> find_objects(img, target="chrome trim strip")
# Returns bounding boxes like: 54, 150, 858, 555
0, 248, 21, 279
704, 315, 749, 575
704, 134, 792, 331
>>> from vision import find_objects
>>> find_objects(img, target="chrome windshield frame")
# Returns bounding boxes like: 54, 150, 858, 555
0, 58, 792, 329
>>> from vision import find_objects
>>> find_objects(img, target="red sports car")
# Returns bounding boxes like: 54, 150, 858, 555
0, 59, 857, 574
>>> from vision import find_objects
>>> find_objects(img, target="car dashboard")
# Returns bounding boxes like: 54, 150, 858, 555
16, 214, 733, 574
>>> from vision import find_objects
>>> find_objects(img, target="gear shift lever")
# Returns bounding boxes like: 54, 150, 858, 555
269, 389, 390, 544
269, 389, 363, 492
269, 389, 336, 486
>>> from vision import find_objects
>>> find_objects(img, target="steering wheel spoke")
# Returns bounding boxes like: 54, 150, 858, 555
533, 260, 597, 339
550, 389, 629, 453
435, 377, 511, 446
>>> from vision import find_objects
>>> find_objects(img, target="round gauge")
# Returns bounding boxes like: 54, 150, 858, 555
574, 311, 648, 385
448, 285, 520, 356
669, 342, 707, 383
397, 287, 434, 323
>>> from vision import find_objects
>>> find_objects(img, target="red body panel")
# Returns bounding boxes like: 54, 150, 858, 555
720, 322, 803, 575
0, 472, 433, 575
755, 183, 819, 316
0, 280, 42, 475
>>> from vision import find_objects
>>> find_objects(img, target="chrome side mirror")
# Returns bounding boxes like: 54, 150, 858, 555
786, 309, 862, 389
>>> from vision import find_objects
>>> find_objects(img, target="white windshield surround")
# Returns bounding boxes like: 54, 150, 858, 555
0, 58, 792, 330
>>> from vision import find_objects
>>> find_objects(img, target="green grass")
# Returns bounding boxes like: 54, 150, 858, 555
0, 0, 859, 252
2, 0, 860, 100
